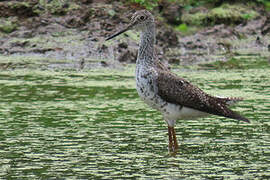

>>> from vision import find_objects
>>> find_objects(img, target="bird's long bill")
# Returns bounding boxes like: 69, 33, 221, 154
105, 23, 133, 41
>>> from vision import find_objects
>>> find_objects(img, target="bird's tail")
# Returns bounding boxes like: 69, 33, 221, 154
215, 96, 250, 123
227, 110, 250, 123
217, 97, 244, 106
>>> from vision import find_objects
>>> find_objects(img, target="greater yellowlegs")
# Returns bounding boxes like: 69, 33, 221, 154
106, 10, 249, 152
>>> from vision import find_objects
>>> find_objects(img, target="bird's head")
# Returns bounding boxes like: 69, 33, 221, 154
106, 10, 154, 41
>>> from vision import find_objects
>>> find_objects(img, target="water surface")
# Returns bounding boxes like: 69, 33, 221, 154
0, 64, 269, 179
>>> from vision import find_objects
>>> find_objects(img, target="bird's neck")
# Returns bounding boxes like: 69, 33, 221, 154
137, 24, 156, 65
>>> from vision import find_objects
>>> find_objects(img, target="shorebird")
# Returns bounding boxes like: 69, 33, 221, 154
106, 10, 249, 152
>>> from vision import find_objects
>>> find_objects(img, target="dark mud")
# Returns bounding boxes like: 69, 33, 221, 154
0, 0, 270, 70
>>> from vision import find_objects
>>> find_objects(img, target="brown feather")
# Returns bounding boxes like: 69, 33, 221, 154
155, 65, 249, 122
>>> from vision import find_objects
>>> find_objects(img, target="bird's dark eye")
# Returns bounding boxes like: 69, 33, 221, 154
139, 16, 145, 20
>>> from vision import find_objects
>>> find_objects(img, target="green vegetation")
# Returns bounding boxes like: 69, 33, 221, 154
128, 0, 270, 10
176, 23, 188, 32
182, 3, 258, 26
0, 19, 17, 33
125, 0, 261, 35
176, 0, 270, 7
207, 4, 258, 24
181, 12, 207, 26
127, 0, 159, 10
35, 0, 80, 15
199, 57, 244, 70
7, 1, 30, 8
264, 1, 270, 11
198, 56, 270, 70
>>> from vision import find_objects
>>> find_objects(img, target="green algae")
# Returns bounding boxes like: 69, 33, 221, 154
181, 3, 258, 26
197, 56, 270, 70
35, 0, 80, 15
208, 4, 258, 24
0, 19, 17, 33
7, 1, 30, 8
182, 12, 207, 26
0, 59, 269, 178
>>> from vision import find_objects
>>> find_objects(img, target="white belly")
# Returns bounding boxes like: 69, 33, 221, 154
161, 103, 208, 126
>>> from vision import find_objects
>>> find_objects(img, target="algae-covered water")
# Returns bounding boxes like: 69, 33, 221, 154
0, 59, 269, 179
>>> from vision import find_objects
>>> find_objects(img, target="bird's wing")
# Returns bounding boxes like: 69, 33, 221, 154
156, 69, 249, 122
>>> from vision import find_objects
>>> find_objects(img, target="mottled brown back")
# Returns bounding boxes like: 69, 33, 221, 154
156, 68, 249, 122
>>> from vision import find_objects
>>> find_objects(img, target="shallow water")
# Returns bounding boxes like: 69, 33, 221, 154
0, 64, 269, 179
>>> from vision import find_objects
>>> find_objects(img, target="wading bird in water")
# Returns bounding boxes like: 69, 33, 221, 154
106, 10, 249, 153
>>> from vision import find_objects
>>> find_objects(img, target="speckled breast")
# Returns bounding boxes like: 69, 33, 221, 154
135, 65, 166, 110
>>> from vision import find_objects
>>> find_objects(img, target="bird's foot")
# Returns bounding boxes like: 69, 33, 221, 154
168, 146, 178, 156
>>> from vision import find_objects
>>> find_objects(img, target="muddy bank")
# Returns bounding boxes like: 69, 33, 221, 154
0, 0, 270, 70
